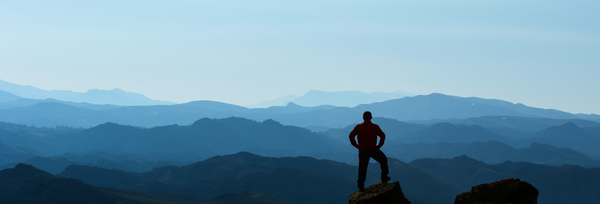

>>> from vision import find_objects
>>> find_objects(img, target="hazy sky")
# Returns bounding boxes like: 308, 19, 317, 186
1, 0, 599, 114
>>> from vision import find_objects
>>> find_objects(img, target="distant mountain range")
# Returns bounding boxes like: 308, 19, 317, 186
0, 96, 122, 110
2, 79, 599, 126
2, 118, 599, 203
0, 140, 38, 164
0, 90, 20, 102
3, 80, 600, 203
323, 117, 600, 160
247, 90, 414, 108
410, 115, 600, 132
2, 116, 599, 169
2, 79, 417, 108
0, 79, 174, 106
1, 92, 599, 130
0, 153, 192, 175
385, 141, 599, 167
0, 118, 348, 162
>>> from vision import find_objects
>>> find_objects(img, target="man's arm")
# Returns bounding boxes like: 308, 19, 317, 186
376, 127, 386, 148
349, 128, 360, 149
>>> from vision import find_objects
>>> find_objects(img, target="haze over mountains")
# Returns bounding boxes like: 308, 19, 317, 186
1, 79, 415, 109
2, 79, 598, 126
2, 81, 600, 161
0, 79, 174, 106
2, 89, 599, 130
247, 90, 415, 108
2, 81, 600, 159
2, 80, 600, 203
2, 116, 599, 168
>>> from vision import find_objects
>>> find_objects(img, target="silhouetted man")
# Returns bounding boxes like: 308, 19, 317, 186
349, 111, 390, 191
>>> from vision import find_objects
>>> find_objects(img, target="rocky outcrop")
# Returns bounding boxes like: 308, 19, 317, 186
454, 178, 538, 204
348, 181, 411, 204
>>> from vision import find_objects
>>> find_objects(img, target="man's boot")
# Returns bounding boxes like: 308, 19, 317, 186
358, 183, 365, 191
382, 176, 391, 183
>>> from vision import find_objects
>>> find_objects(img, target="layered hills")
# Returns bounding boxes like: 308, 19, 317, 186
1, 117, 599, 203
0, 163, 294, 204
1, 115, 599, 171
0, 154, 191, 175
0, 118, 348, 162
410, 155, 600, 204
3, 115, 600, 168
1, 88, 600, 203
53, 152, 600, 204
1, 93, 599, 129
323, 117, 600, 160
2, 152, 599, 204
58, 152, 458, 204
385, 141, 599, 166
0, 90, 20, 103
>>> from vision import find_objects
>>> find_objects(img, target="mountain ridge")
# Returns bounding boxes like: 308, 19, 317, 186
247, 90, 414, 108
55, 152, 600, 204
0, 79, 174, 106
409, 155, 600, 204
0, 90, 20, 103
0, 163, 294, 204
2, 116, 599, 168
58, 151, 459, 204
1, 93, 599, 129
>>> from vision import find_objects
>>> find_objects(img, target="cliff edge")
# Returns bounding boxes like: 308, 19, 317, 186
348, 181, 411, 204
454, 178, 539, 204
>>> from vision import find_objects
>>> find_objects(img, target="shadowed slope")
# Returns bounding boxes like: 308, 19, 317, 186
1, 163, 294, 204
410, 155, 600, 204
59, 152, 457, 204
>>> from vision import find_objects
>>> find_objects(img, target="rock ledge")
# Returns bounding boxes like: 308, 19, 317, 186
349, 181, 411, 204
454, 177, 539, 204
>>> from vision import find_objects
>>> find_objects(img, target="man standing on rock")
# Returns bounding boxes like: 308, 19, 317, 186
349, 111, 390, 191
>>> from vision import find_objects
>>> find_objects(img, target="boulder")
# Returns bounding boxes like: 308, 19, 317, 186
454, 178, 538, 204
349, 181, 411, 204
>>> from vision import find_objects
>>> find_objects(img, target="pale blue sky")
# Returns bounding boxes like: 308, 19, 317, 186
1, 0, 599, 114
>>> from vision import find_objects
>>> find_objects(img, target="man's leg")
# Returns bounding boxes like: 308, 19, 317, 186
371, 149, 389, 182
357, 150, 370, 190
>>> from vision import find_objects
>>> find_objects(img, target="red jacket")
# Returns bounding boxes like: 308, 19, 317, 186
349, 121, 386, 150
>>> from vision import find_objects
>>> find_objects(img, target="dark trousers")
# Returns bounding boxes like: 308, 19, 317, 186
357, 149, 389, 188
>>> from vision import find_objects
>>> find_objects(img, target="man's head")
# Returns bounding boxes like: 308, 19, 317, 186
363, 111, 372, 121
